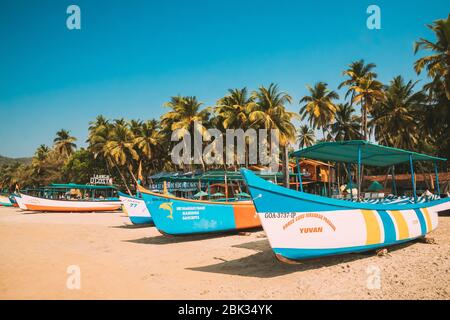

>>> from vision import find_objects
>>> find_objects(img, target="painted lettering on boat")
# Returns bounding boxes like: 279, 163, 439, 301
282, 212, 336, 231
299, 226, 323, 233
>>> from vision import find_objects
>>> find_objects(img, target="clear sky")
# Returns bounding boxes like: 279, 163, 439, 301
0, 0, 448, 157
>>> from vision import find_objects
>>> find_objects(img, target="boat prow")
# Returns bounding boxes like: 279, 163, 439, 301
118, 192, 153, 225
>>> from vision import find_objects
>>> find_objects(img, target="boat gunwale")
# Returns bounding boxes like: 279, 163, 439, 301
137, 185, 253, 206
19, 193, 120, 203
241, 169, 449, 211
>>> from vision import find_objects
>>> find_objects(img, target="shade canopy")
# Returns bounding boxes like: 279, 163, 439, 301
367, 181, 384, 191
193, 191, 208, 198
49, 183, 116, 190
292, 140, 446, 167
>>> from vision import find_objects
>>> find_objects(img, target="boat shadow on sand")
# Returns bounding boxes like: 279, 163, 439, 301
187, 239, 419, 278
125, 229, 261, 245
111, 223, 155, 229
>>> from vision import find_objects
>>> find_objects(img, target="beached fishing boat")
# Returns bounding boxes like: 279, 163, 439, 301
241, 141, 450, 262
137, 186, 258, 235
13, 194, 28, 210
0, 195, 13, 207
136, 171, 276, 235
119, 192, 153, 225
20, 183, 121, 212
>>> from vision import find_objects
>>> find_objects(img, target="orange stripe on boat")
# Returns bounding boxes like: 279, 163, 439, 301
233, 204, 260, 229
361, 210, 381, 245
25, 204, 121, 212
421, 208, 432, 232
389, 210, 409, 240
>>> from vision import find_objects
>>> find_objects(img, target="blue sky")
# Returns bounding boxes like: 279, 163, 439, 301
0, 0, 448, 157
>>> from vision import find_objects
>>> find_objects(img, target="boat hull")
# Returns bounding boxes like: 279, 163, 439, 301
241, 169, 450, 261
14, 195, 28, 210
0, 195, 12, 207
20, 193, 121, 212
138, 185, 260, 235
119, 192, 153, 225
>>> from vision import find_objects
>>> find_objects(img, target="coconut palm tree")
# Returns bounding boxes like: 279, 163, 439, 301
105, 123, 139, 184
371, 76, 426, 150
251, 83, 297, 187
329, 103, 361, 141
339, 60, 377, 103
134, 119, 164, 178
215, 88, 255, 129
299, 82, 339, 138
214, 88, 256, 167
349, 77, 384, 140
53, 129, 77, 158
297, 125, 316, 148
414, 14, 450, 100
161, 96, 210, 171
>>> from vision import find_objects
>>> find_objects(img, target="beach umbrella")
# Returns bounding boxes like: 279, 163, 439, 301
367, 181, 383, 192
193, 191, 208, 198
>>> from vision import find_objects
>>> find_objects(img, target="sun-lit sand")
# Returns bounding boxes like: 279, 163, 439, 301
0, 206, 448, 299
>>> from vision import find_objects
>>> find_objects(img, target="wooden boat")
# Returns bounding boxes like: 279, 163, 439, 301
137, 184, 260, 235
13, 194, 28, 210
0, 195, 13, 207
241, 141, 450, 262
20, 193, 121, 212
19, 183, 121, 212
118, 192, 153, 225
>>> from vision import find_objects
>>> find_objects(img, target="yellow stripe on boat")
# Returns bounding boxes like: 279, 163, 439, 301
389, 210, 409, 240
422, 208, 432, 232
362, 210, 381, 245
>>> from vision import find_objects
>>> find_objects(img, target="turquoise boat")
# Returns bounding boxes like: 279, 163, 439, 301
241, 141, 450, 262
136, 171, 283, 235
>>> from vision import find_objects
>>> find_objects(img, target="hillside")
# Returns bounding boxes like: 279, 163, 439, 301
0, 155, 32, 166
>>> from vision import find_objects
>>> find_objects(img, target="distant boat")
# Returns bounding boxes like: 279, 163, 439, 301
0, 195, 13, 207
137, 185, 260, 235
118, 192, 153, 225
241, 141, 450, 262
19, 183, 121, 212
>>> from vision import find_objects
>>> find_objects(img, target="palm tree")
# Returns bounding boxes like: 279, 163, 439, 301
329, 103, 361, 141
134, 119, 164, 177
297, 125, 315, 148
105, 123, 139, 184
215, 88, 256, 167
53, 129, 77, 158
371, 76, 426, 150
339, 60, 380, 140
215, 88, 256, 129
299, 82, 339, 138
414, 14, 450, 99
161, 96, 210, 171
251, 83, 297, 187
349, 77, 384, 140
339, 59, 377, 103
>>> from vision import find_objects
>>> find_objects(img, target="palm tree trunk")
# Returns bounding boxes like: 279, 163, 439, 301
112, 161, 132, 195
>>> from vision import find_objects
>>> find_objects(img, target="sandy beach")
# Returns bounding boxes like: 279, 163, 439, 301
0, 206, 448, 300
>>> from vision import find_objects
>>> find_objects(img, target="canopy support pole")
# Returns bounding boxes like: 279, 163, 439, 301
409, 154, 417, 202
347, 163, 353, 200
296, 157, 303, 192
357, 145, 361, 201
392, 165, 397, 196
434, 160, 440, 195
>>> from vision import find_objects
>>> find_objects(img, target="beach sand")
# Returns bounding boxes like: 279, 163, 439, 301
0, 206, 448, 299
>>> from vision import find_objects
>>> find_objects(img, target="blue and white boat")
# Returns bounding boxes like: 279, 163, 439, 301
241, 141, 450, 262
118, 192, 153, 225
